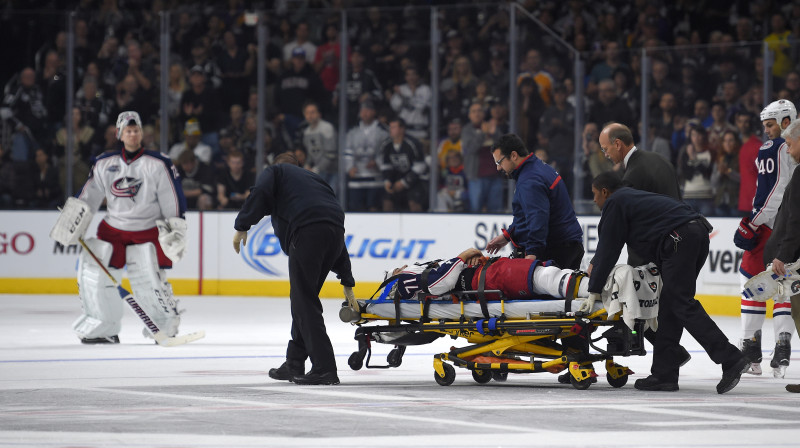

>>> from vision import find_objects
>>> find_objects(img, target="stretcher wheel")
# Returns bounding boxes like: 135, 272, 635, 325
348, 350, 366, 371
387, 346, 405, 367
434, 363, 456, 386
570, 374, 592, 390
472, 369, 492, 384
606, 372, 628, 388
491, 372, 508, 382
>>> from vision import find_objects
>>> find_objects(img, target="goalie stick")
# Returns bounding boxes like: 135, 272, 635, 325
77, 238, 205, 347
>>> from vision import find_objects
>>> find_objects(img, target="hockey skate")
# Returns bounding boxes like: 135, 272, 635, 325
770, 332, 792, 379
743, 260, 800, 302
741, 330, 763, 375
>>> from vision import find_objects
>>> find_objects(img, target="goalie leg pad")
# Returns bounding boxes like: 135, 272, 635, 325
73, 238, 124, 339
126, 243, 181, 337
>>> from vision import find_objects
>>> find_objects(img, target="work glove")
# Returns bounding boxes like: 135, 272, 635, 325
733, 217, 760, 251
578, 293, 601, 313
233, 230, 248, 254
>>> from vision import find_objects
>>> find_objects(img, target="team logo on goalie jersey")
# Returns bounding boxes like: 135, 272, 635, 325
111, 177, 143, 198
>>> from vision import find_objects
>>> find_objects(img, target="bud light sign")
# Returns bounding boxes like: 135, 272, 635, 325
239, 217, 438, 277
240, 217, 284, 276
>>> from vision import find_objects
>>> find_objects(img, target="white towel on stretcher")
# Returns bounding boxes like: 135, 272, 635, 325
600, 263, 662, 332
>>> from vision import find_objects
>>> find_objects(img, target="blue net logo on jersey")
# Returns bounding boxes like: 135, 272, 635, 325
111, 177, 143, 198
240, 217, 284, 276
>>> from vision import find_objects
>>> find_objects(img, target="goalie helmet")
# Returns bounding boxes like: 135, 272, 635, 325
760, 100, 797, 129
116, 111, 142, 139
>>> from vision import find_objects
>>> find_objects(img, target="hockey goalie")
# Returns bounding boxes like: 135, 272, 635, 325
51, 111, 189, 345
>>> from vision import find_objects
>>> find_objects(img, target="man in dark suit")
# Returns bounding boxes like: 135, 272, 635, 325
600, 122, 681, 201
595, 122, 691, 369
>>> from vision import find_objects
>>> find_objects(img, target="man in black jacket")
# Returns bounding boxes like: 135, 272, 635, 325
589, 172, 748, 394
594, 123, 691, 370
233, 152, 354, 385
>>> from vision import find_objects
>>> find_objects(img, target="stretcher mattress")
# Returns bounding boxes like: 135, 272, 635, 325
361, 298, 599, 320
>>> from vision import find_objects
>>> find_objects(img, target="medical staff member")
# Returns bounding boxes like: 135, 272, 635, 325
486, 133, 583, 269
233, 152, 355, 386
589, 171, 748, 394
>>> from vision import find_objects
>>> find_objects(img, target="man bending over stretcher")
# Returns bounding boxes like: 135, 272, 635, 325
387, 248, 590, 304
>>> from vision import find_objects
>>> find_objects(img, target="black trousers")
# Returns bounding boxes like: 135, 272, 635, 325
542, 240, 584, 270
651, 220, 742, 382
285, 222, 351, 373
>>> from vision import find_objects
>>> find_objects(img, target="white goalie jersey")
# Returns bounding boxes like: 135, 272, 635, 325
77, 149, 187, 231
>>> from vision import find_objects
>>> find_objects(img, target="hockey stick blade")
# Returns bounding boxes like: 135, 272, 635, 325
158, 330, 206, 347
117, 286, 205, 347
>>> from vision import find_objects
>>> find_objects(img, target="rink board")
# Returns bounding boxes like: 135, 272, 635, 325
0, 211, 752, 314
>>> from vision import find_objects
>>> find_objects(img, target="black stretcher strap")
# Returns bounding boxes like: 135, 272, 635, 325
475, 257, 499, 319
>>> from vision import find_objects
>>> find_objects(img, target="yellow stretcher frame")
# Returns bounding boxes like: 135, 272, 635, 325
341, 290, 645, 390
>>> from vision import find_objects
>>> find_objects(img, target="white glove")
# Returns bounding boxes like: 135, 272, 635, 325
156, 217, 187, 263
578, 293, 601, 313
233, 230, 248, 254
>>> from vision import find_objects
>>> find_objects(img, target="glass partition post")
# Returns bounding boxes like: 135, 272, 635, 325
65, 12, 75, 199
255, 12, 267, 176
159, 12, 169, 156
428, 6, 440, 211
337, 9, 348, 208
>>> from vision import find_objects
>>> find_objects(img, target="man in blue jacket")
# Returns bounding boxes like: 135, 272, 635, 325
486, 134, 584, 269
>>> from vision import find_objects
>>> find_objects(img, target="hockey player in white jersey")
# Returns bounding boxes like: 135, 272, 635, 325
54, 111, 188, 344
735, 100, 799, 377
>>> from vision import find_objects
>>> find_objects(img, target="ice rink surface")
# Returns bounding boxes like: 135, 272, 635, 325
2, 294, 799, 448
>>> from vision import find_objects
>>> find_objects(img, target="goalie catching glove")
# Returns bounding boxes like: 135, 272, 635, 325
733, 217, 761, 251
156, 217, 188, 263
50, 197, 94, 245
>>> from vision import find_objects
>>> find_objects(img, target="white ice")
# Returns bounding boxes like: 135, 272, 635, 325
1, 294, 799, 448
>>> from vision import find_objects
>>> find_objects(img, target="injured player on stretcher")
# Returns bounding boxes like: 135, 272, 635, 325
377, 248, 661, 331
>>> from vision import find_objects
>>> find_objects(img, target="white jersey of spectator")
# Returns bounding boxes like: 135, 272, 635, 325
167, 141, 213, 165
283, 40, 317, 64
344, 119, 389, 189
390, 83, 432, 140
77, 151, 184, 232
302, 118, 337, 175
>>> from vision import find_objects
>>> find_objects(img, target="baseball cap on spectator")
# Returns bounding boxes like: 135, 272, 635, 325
189, 65, 205, 76
360, 99, 376, 110
291, 47, 306, 58
446, 30, 460, 40
184, 119, 202, 136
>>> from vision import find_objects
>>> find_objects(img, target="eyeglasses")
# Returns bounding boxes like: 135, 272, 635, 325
495, 155, 507, 166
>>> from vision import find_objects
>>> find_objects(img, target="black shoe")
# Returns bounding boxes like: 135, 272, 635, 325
268, 361, 305, 382
293, 370, 340, 385
786, 384, 800, 393
634, 375, 679, 391
717, 356, 750, 394
678, 346, 692, 367
80, 335, 120, 344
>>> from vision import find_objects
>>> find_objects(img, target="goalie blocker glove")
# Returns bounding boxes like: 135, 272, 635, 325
733, 217, 760, 251
156, 217, 188, 263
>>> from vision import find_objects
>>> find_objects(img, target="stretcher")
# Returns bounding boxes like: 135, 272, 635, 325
339, 287, 648, 390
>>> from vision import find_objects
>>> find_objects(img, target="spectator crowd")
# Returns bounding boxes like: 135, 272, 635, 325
2, 0, 800, 216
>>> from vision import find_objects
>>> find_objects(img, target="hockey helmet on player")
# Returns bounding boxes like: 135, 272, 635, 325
116, 111, 143, 139
760, 99, 797, 129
